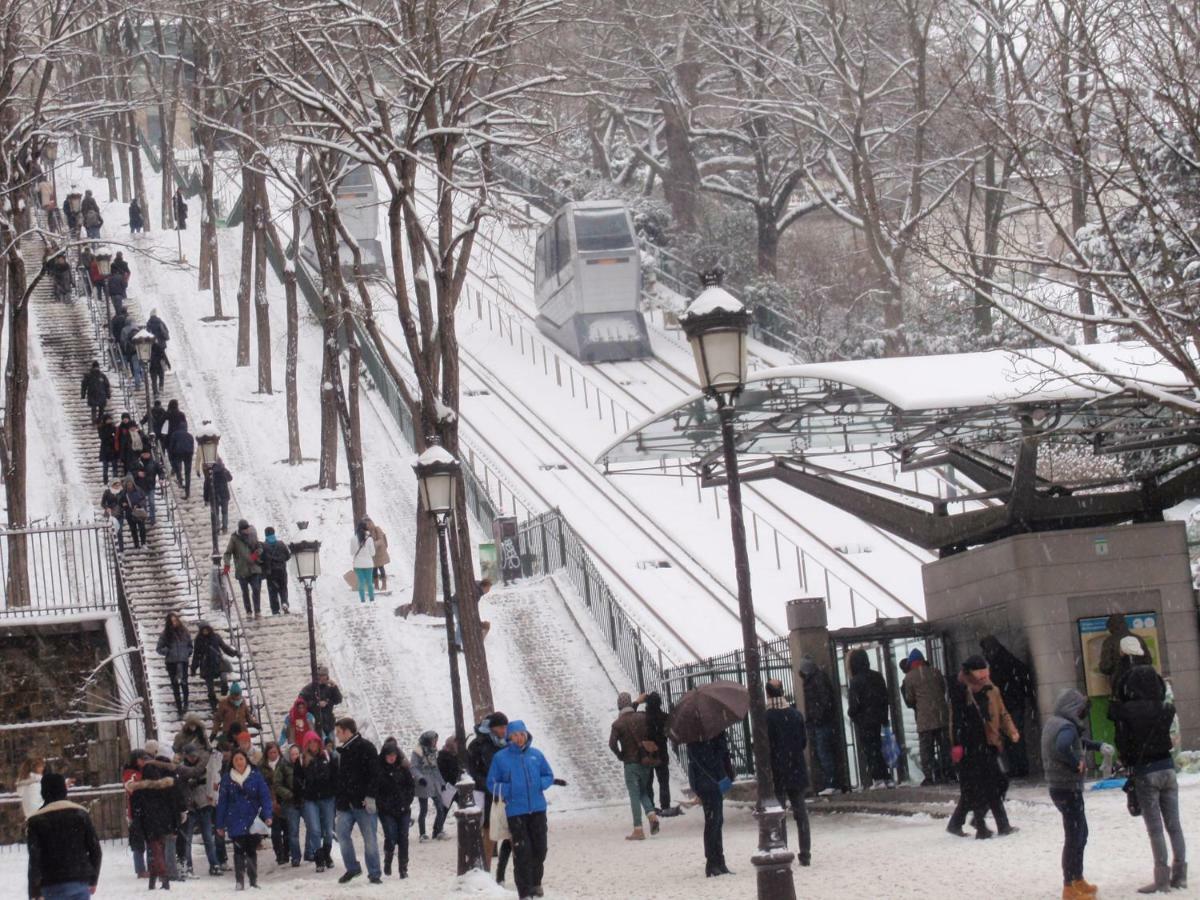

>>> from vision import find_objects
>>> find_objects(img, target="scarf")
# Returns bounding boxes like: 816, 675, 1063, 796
766, 696, 790, 711
230, 766, 250, 787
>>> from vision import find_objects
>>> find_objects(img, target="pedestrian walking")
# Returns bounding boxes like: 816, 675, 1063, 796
334, 717, 382, 884
149, 341, 170, 398
120, 422, 149, 476
175, 742, 221, 877
273, 744, 306, 868
155, 612, 193, 714
350, 520, 376, 603
638, 692, 675, 815
980, 635, 1037, 777
297, 731, 337, 872
119, 476, 148, 550
26, 772, 103, 900
685, 729, 733, 878
141, 398, 169, 450
147, 308, 170, 346
128, 755, 180, 890
798, 656, 841, 795
487, 720, 555, 900
165, 399, 186, 440
1111, 661, 1188, 892
262, 526, 291, 614
167, 419, 194, 498
468, 711, 509, 870
948, 655, 1019, 839
299, 666, 343, 742
82, 200, 103, 239
261, 742, 291, 866
1043, 689, 1109, 898
191, 621, 238, 710
609, 690, 659, 840
211, 682, 260, 742
173, 189, 188, 230
129, 197, 144, 233
97, 415, 120, 483
377, 738, 415, 879
133, 448, 162, 526
203, 458, 232, 534
16, 756, 46, 819
411, 731, 448, 841
847, 648, 893, 789
365, 517, 389, 591
224, 519, 265, 617
765, 679, 811, 867
901, 648, 951, 784
437, 736, 462, 810
216, 748, 273, 890
65, 191, 83, 237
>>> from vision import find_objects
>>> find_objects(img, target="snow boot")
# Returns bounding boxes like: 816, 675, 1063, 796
1137, 865, 1171, 893
1072, 879, 1099, 895
625, 827, 646, 841
496, 841, 511, 884
148, 876, 157, 890
384, 847, 393, 876
1171, 862, 1187, 889
649, 813, 660, 835
246, 853, 258, 888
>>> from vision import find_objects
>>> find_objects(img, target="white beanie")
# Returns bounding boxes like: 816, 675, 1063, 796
1119, 635, 1144, 656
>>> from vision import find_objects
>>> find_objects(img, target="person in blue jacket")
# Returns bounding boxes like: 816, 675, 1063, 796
216, 748, 273, 890
487, 720, 555, 900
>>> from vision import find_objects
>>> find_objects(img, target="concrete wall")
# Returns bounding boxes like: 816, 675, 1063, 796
923, 521, 1200, 751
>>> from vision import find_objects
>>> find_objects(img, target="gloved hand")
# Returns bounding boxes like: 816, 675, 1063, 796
418, 778, 427, 788
552, 778, 568, 787
364, 797, 377, 815
951, 745, 964, 765
222, 565, 230, 575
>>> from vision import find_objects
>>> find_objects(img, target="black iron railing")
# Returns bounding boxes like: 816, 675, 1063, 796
0, 522, 120, 616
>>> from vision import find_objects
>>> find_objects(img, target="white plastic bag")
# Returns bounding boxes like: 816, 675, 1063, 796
249, 816, 270, 837
489, 793, 509, 842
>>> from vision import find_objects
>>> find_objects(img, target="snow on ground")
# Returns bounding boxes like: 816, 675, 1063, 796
4, 777, 1196, 898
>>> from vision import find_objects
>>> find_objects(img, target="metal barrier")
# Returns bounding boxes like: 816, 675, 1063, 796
0, 522, 120, 616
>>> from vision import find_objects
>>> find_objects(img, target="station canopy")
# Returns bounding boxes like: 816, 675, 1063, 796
597, 342, 1200, 555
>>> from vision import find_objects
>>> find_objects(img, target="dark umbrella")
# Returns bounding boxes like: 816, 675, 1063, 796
668, 680, 750, 744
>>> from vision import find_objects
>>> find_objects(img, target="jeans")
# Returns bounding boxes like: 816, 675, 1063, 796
216, 497, 229, 531
855, 722, 889, 783
126, 513, 146, 548
1050, 788, 1088, 885
167, 660, 188, 709
302, 797, 335, 862
645, 761, 671, 810
237, 574, 262, 615
380, 810, 411, 872
202, 673, 228, 709
418, 795, 448, 837
336, 806, 381, 878
508, 811, 548, 898
151, 366, 165, 397
169, 453, 192, 496
102, 458, 117, 483
1135, 768, 1187, 869
40, 883, 92, 900
284, 805, 303, 863
183, 806, 218, 869
266, 575, 288, 614
145, 486, 157, 525
918, 728, 951, 782
129, 816, 146, 875
355, 567, 375, 602
86, 225, 101, 239
130, 355, 144, 389
776, 786, 811, 860
623, 762, 655, 827
810, 723, 840, 791
697, 789, 725, 868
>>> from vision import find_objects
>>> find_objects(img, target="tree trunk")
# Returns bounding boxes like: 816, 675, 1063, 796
755, 204, 779, 277
80, 133, 92, 168
236, 164, 254, 366
3, 249, 30, 606
97, 118, 117, 201
127, 112, 149, 232
449, 484, 494, 720
253, 171, 272, 393
410, 508, 439, 615
658, 98, 699, 234
198, 141, 214, 290
112, 114, 131, 203
318, 344, 339, 489
285, 266, 302, 464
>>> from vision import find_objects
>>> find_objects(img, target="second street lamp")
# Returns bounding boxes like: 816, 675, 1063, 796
413, 445, 485, 876
132, 328, 155, 419
679, 270, 797, 900
289, 537, 322, 685
196, 424, 222, 611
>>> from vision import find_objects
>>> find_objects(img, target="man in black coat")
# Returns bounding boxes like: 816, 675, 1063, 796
26, 773, 103, 900
467, 711, 508, 865
847, 648, 893, 789
980, 635, 1036, 777
333, 717, 382, 884
203, 458, 233, 532
166, 421, 194, 498
261, 526, 291, 614
133, 448, 163, 525
300, 667, 344, 741
80, 361, 111, 424
798, 656, 842, 794
766, 679, 811, 866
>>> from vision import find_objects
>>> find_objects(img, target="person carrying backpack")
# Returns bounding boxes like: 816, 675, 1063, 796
223, 519, 265, 617
80, 361, 111, 424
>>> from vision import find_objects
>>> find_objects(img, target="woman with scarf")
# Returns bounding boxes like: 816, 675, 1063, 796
216, 748, 273, 890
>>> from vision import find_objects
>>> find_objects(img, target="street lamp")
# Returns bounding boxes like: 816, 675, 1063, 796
132, 328, 155, 410
196, 423, 223, 611
94, 253, 112, 308
679, 270, 796, 900
413, 444, 485, 875
289, 536, 322, 685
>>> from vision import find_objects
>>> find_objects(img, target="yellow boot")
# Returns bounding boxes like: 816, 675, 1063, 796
1073, 878, 1099, 895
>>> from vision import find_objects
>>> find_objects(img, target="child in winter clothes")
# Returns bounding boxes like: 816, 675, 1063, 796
410, 731, 448, 840
216, 749, 273, 890
378, 738, 416, 878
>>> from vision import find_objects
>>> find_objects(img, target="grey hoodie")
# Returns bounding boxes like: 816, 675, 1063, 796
1040, 689, 1099, 791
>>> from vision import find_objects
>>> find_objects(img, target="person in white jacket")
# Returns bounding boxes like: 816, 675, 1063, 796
350, 520, 377, 603
16, 756, 45, 818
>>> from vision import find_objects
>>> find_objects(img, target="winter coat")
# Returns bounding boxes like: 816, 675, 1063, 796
175, 752, 213, 811
120, 427, 149, 464
98, 422, 120, 462
296, 752, 337, 802
80, 194, 99, 217
129, 200, 143, 230
766, 701, 809, 791
156, 625, 193, 664
130, 773, 180, 839
299, 680, 343, 737
216, 767, 272, 837
847, 649, 890, 729
191, 625, 237, 679
410, 746, 446, 800
26, 799, 103, 897
110, 257, 130, 279
212, 695, 259, 739
108, 273, 128, 302
142, 406, 169, 442
980, 637, 1035, 717
1099, 614, 1150, 679
80, 369, 111, 408
467, 728, 504, 792
376, 754, 416, 819
1109, 665, 1175, 775
486, 724, 553, 817
437, 748, 462, 787
1041, 689, 1101, 792
350, 534, 376, 569
173, 193, 188, 228
82, 207, 102, 229
271, 758, 302, 810
16, 774, 42, 819
119, 486, 148, 522
608, 708, 650, 765
224, 532, 263, 579
335, 733, 380, 811
134, 457, 163, 495
204, 462, 232, 504
147, 315, 169, 345
172, 717, 212, 755
950, 680, 1003, 808
167, 428, 194, 460
901, 663, 949, 733
165, 407, 187, 439
686, 733, 734, 798
261, 537, 291, 582
369, 524, 390, 567
149, 342, 170, 376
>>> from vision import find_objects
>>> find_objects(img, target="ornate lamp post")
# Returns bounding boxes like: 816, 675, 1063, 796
413, 445, 485, 875
289, 536, 322, 685
132, 328, 155, 412
94, 253, 112, 308
680, 270, 796, 900
196, 424, 223, 610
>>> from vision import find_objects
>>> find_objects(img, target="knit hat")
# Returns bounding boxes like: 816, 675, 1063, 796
229, 682, 243, 695
617, 691, 632, 710
961, 655, 988, 673
381, 738, 400, 758
265, 526, 275, 537
907, 648, 926, 664
1120, 635, 1144, 656
144, 739, 160, 757
237, 519, 250, 531
41, 773, 68, 804
317, 665, 329, 676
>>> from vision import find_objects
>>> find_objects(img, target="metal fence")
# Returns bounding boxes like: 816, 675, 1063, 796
0, 523, 119, 616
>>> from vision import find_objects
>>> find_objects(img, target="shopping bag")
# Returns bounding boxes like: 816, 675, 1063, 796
249, 816, 270, 837
489, 793, 510, 841
440, 782, 459, 809
882, 726, 902, 770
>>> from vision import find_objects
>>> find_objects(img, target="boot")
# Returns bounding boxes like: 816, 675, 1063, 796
148, 876, 157, 890
1137, 865, 1171, 893
384, 846, 393, 876
1074, 879, 1099, 895
246, 853, 258, 888
161, 878, 170, 891
496, 842, 511, 884
234, 853, 245, 890
648, 813, 660, 835
1171, 862, 1187, 889
625, 827, 646, 841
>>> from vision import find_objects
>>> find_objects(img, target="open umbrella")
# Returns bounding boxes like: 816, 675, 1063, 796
668, 680, 749, 744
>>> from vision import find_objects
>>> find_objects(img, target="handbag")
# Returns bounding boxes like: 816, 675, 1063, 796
131, 507, 149, 522
489, 792, 510, 841
1123, 776, 1141, 816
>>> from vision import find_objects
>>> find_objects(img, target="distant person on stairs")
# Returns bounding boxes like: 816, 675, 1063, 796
129, 197, 144, 234
142, 398, 169, 450
98, 416, 121, 483
80, 360, 111, 424
262, 526, 291, 614
173, 189, 188, 230
212, 682, 260, 743
299, 666, 343, 742
134, 447, 163, 526
203, 458, 232, 533
120, 421, 149, 477
156, 611, 193, 715
167, 417, 195, 498
191, 621, 239, 710
224, 519, 265, 617
350, 521, 376, 603
149, 340, 170, 399
43, 248, 73, 302
119, 475, 148, 551
111, 251, 130, 281
365, 517, 389, 591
